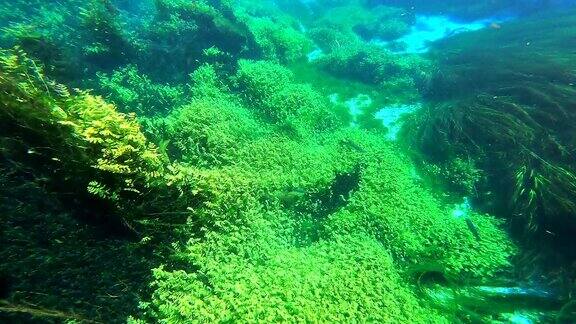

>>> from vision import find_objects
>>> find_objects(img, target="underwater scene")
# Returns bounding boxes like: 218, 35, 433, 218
2, 0, 576, 323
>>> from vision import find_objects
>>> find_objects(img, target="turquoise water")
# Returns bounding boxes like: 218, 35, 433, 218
384, 14, 512, 53
1, 0, 576, 322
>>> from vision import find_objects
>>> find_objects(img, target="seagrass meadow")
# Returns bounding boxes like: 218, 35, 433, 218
1, 0, 576, 323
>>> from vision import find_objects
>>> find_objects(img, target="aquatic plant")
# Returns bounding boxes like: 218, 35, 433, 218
233, 2, 313, 63
0, 1, 86, 82
0, 48, 164, 220
422, 157, 485, 197
313, 2, 414, 41
243, 16, 312, 63
188, 63, 230, 99
142, 0, 258, 81
0, 174, 165, 323
79, 0, 135, 68
126, 122, 515, 322
2, 1, 554, 322
137, 235, 448, 323
403, 10, 576, 289
315, 42, 431, 102
158, 97, 266, 166
234, 59, 344, 134
0, 0, 259, 84
307, 26, 360, 52
97, 64, 186, 116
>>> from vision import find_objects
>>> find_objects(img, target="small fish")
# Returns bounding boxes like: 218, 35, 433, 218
489, 22, 502, 30
465, 218, 481, 241
278, 188, 306, 207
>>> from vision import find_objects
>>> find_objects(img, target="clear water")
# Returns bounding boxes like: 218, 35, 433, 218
1, 0, 576, 322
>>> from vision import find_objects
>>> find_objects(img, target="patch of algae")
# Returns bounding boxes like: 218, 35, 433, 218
129, 60, 515, 322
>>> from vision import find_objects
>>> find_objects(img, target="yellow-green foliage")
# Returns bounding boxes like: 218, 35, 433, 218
320, 129, 515, 278
234, 0, 313, 62
135, 112, 515, 321
234, 59, 344, 134
162, 97, 267, 167
143, 235, 447, 323
234, 59, 293, 106
244, 16, 312, 62
188, 63, 229, 99
97, 65, 186, 116
66, 92, 163, 180
0, 48, 163, 211
142, 64, 268, 167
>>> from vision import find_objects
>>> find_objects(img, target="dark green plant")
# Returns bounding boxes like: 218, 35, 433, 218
79, 0, 135, 68
315, 42, 431, 102
403, 10, 576, 259
143, 0, 258, 81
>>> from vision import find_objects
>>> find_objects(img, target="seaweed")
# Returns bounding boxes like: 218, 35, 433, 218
0, 48, 166, 225
403, 9, 576, 294
79, 0, 135, 68
143, 0, 259, 81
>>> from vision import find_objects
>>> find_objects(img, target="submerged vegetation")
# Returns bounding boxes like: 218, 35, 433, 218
403, 10, 576, 262
0, 0, 575, 322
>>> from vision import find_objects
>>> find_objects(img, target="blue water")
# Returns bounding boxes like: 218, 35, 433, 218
385, 14, 513, 53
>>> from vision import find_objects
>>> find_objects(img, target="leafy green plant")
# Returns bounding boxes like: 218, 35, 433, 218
315, 42, 431, 102
242, 16, 312, 62
404, 11, 576, 247
234, 59, 344, 135
79, 0, 135, 67
0, 48, 164, 219
97, 64, 186, 116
